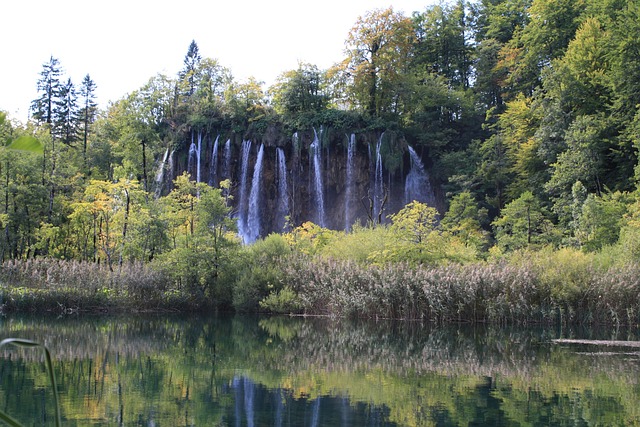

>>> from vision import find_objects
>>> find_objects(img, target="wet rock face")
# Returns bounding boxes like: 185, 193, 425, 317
160, 129, 437, 240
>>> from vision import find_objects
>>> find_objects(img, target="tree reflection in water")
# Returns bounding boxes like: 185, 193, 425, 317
0, 314, 639, 426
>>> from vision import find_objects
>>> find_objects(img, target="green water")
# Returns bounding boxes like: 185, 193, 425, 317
1, 314, 639, 426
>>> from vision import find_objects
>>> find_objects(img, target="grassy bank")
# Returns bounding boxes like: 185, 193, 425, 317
0, 259, 203, 313
2, 248, 640, 325
268, 249, 640, 326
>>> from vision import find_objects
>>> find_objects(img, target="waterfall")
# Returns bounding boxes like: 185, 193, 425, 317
167, 150, 174, 188
311, 128, 326, 227
154, 147, 169, 198
196, 131, 203, 183
345, 133, 356, 231
187, 138, 197, 179
245, 144, 264, 244
222, 138, 232, 180
208, 135, 219, 186
276, 147, 289, 231
291, 133, 300, 227
373, 134, 384, 219
237, 140, 252, 242
405, 146, 434, 206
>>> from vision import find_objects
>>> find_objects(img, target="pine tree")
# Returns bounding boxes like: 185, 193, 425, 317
78, 74, 98, 167
179, 40, 201, 97
30, 56, 63, 125
53, 77, 80, 146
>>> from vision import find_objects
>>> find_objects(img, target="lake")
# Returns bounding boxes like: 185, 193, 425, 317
1, 314, 639, 426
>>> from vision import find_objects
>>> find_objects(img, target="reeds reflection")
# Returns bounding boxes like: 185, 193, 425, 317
1, 314, 639, 426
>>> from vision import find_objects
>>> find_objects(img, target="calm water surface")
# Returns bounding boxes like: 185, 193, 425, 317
1, 314, 639, 426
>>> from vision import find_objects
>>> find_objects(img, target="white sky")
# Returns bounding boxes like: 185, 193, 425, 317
1, 0, 435, 123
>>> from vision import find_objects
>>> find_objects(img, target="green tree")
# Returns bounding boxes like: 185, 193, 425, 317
545, 17, 612, 117
495, 94, 544, 198
400, 71, 475, 151
545, 114, 611, 225
78, 74, 98, 169
69, 179, 149, 269
108, 75, 173, 192
476, 133, 510, 211
154, 175, 239, 306
223, 77, 268, 132
178, 40, 202, 98
412, 0, 473, 89
270, 63, 328, 118
52, 77, 80, 146
441, 191, 489, 251
492, 191, 557, 251
381, 201, 443, 265
189, 57, 231, 125
473, 0, 531, 110
30, 56, 63, 125
0, 133, 47, 260
575, 191, 629, 252
333, 7, 414, 116
608, 2, 640, 123
497, 0, 586, 97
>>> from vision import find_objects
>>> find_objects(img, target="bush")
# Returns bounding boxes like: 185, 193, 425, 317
232, 234, 291, 311
259, 286, 302, 314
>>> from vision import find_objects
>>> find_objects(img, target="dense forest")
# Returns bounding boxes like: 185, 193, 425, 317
1, 0, 640, 320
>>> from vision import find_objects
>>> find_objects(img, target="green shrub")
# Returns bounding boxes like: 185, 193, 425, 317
259, 286, 302, 314
232, 234, 291, 311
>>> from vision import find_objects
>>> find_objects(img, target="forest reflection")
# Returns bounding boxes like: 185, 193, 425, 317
1, 314, 639, 426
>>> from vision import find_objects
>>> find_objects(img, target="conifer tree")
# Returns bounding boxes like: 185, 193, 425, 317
30, 56, 63, 125
78, 74, 98, 167
53, 77, 80, 146
179, 40, 202, 98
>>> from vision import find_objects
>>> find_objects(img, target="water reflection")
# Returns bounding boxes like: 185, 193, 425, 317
0, 314, 639, 426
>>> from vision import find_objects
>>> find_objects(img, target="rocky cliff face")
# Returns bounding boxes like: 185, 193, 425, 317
157, 128, 437, 242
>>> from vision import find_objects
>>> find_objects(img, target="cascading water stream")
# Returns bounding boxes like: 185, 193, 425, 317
245, 144, 264, 244
276, 147, 289, 232
196, 131, 202, 183
208, 135, 219, 186
345, 133, 356, 231
405, 145, 434, 206
187, 138, 197, 179
373, 134, 384, 219
311, 129, 326, 227
154, 147, 169, 198
237, 140, 252, 242
167, 150, 174, 186
222, 138, 231, 180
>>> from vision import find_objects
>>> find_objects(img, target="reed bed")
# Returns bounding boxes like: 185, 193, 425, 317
3, 254, 640, 324
0, 258, 197, 313
279, 255, 640, 325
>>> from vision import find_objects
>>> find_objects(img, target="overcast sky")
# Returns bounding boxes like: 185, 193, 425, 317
1, 0, 434, 123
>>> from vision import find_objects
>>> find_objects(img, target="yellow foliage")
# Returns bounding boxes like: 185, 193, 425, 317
283, 221, 337, 255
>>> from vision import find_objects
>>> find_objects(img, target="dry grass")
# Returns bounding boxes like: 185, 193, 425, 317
279, 254, 640, 325
0, 258, 199, 313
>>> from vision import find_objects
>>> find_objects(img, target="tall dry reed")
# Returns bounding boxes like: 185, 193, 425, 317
0, 259, 195, 313
278, 255, 640, 325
